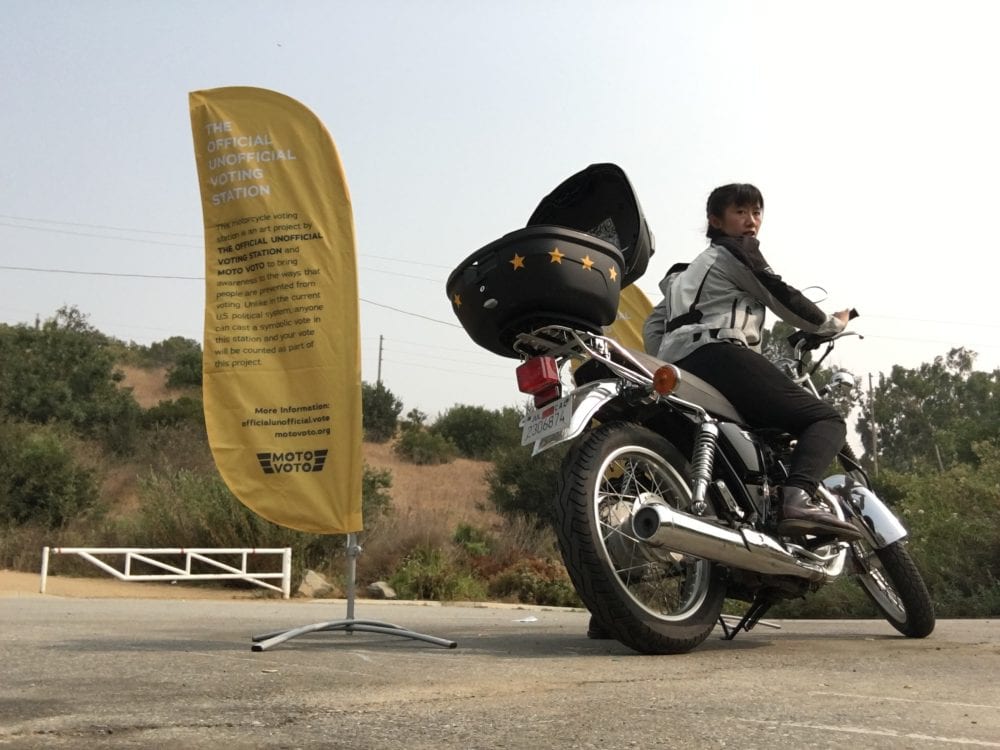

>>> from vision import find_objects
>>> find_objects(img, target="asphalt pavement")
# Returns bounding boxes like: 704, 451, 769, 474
1, 595, 998, 749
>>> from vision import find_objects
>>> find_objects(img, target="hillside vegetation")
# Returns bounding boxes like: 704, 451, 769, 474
0, 308, 578, 607
2, 308, 998, 616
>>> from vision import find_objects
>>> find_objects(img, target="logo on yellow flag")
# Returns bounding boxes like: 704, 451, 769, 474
189, 87, 362, 534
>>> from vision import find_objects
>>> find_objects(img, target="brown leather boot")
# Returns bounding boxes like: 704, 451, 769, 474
777, 487, 863, 540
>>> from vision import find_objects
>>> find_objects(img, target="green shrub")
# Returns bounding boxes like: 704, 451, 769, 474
0, 308, 142, 454
123, 464, 394, 588
0, 422, 100, 528
362, 382, 402, 443
486, 443, 568, 525
875, 446, 1000, 616
453, 523, 493, 557
166, 348, 203, 388
129, 469, 292, 549
771, 442, 1000, 618
487, 558, 581, 607
133, 421, 215, 476
143, 397, 205, 429
394, 428, 456, 465
431, 405, 522, 459
362, 463, 393, 525
128, 336, 203, 368
389, 545, 486, 601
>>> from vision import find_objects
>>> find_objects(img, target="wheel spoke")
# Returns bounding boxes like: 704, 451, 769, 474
594, 446, 710, 620
854, 542, 907, 620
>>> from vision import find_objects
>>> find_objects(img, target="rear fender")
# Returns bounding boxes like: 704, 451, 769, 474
528, 381, 620, 455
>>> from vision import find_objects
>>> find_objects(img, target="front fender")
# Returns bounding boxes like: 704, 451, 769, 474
529, 381, 620, 456
823, 474, 907, 548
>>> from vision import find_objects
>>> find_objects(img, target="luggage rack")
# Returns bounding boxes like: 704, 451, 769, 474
512, 324, 656, 387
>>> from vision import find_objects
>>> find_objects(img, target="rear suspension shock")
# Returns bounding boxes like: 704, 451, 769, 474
689, 422, 719, 515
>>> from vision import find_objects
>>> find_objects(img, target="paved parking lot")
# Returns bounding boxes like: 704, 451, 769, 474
1, 593, 998, 748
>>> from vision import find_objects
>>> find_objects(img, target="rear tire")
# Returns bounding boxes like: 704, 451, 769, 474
556, 422, 727, 654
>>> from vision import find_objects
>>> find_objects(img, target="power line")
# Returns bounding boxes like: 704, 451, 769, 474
361, 267, 440, 283
0, 214, 201, 239
373, 348, 505, 369
6, 216, 1000, 330
379, 357, 510, 381
0, 215, 454, 268
0, 214, 201, 238
863, 314, 1000, 330
0, 264, 201, 280
0, 221, 201, 249
0, 261, 443, 288
360, 299, 459, 327
6, 224, 997, 342
377, 340, 501, 367
362, 253, 452, 270
861, 333, 1000, 350
380, 336, 498, 355
0, 268, 458, 327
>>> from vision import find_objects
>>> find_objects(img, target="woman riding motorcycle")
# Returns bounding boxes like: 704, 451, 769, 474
642, 183, 860, 540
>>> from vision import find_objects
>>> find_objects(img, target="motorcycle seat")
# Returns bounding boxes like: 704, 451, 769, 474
625, 349, 746, 424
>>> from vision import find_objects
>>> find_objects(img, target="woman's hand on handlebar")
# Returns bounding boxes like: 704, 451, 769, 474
834, 309, 853, 325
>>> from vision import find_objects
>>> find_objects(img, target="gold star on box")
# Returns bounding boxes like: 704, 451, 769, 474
549, 247, 565, 264
581, 255, 594, 271
608, 267, 618, 281
453, 293, 462, 307
510, 253, 525, 270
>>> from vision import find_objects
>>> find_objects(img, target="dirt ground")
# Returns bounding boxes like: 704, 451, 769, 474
0, 569, 272, 601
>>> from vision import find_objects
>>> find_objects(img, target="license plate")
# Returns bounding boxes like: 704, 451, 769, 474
520, 394, 572, 445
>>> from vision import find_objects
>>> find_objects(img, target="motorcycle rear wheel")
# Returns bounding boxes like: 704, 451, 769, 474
852, 539, 935, 638
556, 422, 727, 654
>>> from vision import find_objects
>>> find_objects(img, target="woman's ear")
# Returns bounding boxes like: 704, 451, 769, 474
708, 215, 723, 230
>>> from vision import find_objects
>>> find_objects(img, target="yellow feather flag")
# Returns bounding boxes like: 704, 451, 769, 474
604, 284, 653, 351
189, 87, 361, 533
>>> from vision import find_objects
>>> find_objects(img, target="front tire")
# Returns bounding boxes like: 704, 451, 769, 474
852, 539, 935, 638
556, 422, 727, 654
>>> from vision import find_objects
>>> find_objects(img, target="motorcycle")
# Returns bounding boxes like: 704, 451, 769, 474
447, 164, 935, 654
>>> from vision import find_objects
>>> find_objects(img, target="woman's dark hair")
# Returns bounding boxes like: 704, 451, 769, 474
705, 183, 763, 239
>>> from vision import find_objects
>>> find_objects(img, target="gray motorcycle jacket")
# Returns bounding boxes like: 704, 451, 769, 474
643, 236, 844, 362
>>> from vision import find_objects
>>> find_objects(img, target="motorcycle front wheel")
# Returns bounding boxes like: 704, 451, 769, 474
555, 422, 727, 654
852, 538, 935, 638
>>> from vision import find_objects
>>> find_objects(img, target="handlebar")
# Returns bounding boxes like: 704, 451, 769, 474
786, 308, 860, 352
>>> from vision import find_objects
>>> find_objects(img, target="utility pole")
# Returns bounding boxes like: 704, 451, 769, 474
377, 334, 384, 386
868, 373, 879, 478
934, 443, 945, 473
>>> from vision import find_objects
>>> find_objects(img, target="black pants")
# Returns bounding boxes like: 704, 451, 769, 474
675, 343, 846, 494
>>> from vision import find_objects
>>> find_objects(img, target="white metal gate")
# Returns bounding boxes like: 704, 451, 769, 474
40, 546, 292, 599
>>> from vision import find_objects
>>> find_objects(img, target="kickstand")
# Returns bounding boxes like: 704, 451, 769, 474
718, 597, 782, 640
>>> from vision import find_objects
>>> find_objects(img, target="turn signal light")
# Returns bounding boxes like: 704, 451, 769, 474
516, 356, 562, 407
652, 364, 680, 395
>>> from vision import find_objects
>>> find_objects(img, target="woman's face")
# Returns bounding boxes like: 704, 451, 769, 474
709, 203, 763, 238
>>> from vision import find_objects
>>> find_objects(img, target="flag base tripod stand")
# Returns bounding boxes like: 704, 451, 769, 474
251, 533, 457, 651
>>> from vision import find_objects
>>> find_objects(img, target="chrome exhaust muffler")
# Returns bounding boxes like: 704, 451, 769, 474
631, 502, 829, 582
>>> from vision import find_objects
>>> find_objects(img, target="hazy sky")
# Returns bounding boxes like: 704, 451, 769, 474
3, 1, 998, 417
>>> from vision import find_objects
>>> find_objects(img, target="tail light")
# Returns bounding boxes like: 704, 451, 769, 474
516, 356, 562, 408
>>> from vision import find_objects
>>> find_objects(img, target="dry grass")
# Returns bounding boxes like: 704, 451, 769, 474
102, 367, 568, 601
104, 365, 201, 515
118, 367, 501, 530
355, 441, 506, 583
362, 440, 501, 529
118, 365, 178, 408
